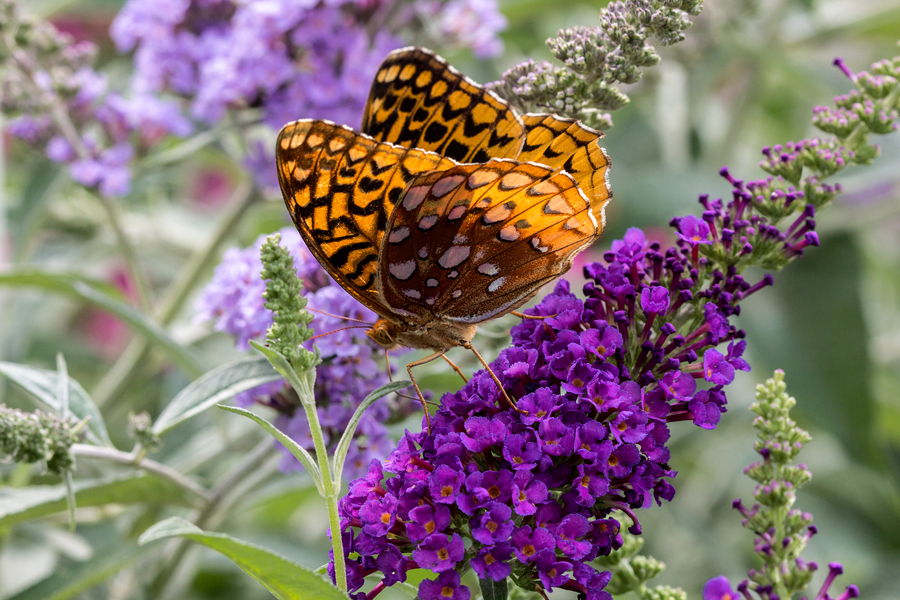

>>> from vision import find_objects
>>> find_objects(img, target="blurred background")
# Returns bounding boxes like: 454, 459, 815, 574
2, 0, 900, 598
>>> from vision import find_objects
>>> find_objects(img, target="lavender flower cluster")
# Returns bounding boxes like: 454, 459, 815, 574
196, 228, 410, 478
1, 0, 191, 197
111, 0, 506, 130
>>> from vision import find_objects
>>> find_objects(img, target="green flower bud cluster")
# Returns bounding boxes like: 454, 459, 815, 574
0, 404, 78, 476
260, 234, 317, 371
491, 0, 703, 129
128, 411, 160, 452
733, 371, 819, 600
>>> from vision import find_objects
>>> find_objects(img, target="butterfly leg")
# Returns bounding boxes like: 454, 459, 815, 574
441, 354, 468, 383
511, 311, 554, 320
406, 351, 447, 433
461, 342, 524, 414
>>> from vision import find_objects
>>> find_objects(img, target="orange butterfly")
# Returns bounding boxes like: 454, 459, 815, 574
275, 47, 612, 414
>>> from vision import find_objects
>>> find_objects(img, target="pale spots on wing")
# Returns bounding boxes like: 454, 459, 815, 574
531, 237, 550, 253
289, 132, 306, 149
544, 194, 575, 215
389, 259, 417, 281
499, 225, 519, 241
418, 215, 439, 230
328, 137, 347, 152
402, 288, 421, 299
347, 145, 367, 163
388, 226, 410, 244
306, 133, 324, 148
484, 202, 515, 224
451, 289, 463, 298
432, 174, 466, 198
528, 179, 560, 196
499, 171, 535, 190
488, 277, 506, 293
293, 167, 311, 183
564, 215, 593, 234
438, 245, 471, 269
452, 234, 468, 245
468, 169, 501, 189
448, 204, 467, 220
418, 246, 429, 259
403, 185, 430, 210
426, 278, 440, 288
448, 270, 459, 279
477, 263, 500, 276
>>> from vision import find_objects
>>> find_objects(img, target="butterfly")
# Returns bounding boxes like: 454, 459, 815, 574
275, 47, 612, 414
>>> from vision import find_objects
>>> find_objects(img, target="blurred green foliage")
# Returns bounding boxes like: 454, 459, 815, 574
1, 0, 900, 599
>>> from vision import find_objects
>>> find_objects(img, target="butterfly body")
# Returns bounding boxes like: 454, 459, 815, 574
276, 47, 612, 404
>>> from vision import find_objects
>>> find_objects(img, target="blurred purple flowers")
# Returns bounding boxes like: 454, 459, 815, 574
196, 227, 411, 478
111, 0, 507, 128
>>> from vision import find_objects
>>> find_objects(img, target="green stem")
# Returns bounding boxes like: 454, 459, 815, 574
93, 183, 260, 406
281, 364, 347, 592
71, 443, 210, 503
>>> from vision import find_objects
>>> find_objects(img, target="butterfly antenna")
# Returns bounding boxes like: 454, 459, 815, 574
462, 342, 524, 414
307, 307, 373, 326
307, 325, 370, 342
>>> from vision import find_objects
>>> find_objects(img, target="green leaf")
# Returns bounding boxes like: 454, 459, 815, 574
154, 356, 283, 436
138, 517, 349, 600
218, 404, 324, 496
249, 339, 295, 379
332, 380, 410, 488
7, 542, 145, 600
479, 577, 509, 600
0, 269, 203, 378
0, 474, 196, 529
0, 361, 110, 446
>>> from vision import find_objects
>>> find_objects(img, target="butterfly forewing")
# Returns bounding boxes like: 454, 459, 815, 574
276, 119, 456, 317
379, 160, 599, 323
518, 114, 612, 225
362, 47, 525, 163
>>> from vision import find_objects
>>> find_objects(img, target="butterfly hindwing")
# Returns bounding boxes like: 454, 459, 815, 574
379, 159, 599, 323
519, 113, 612, 225
276, 119, 456, 317
362, 47, 526, 163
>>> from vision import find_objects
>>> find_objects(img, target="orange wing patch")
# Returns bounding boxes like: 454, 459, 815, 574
276, 119, 455, 317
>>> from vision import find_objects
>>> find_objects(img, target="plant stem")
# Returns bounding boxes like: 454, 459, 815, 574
93, 182, 261, 406
282, 365, 346, 592
71, 443, 210, 503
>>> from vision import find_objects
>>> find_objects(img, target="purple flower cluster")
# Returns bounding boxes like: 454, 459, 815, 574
2, 2, 191, 197
333, 195, 800, 597
111, 0, 506, 129
196, 228, 410, 479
